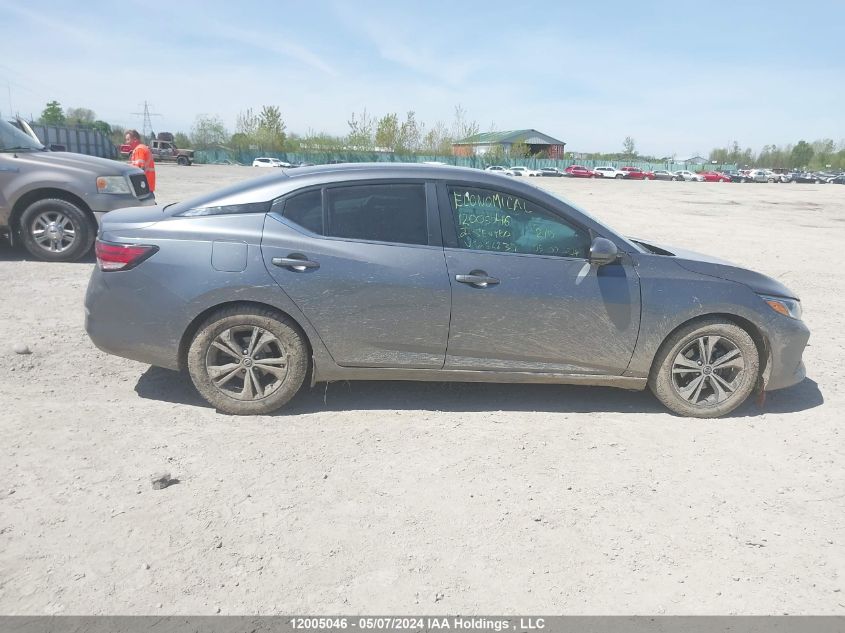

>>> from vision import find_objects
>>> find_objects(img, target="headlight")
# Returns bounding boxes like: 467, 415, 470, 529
96, 176, 131, 194
759, 294, 802, 320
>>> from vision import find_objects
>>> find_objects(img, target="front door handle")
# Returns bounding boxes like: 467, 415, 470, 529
455, 271, 500, 288
272, 255, 320, 272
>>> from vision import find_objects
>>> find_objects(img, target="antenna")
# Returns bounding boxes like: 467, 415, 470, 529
131, 101, 162, 140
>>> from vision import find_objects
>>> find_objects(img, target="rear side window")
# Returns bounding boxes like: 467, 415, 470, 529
280, 189, 323, 234
325, 184, 428, 245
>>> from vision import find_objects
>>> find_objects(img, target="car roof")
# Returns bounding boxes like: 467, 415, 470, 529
168, 162, 562, 214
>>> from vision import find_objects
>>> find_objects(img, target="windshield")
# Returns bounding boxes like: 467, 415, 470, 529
0, 119, 45, 151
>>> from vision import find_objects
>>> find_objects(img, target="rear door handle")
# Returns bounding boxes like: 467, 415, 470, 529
455, 271, 500, 288
272, 255, 320, 272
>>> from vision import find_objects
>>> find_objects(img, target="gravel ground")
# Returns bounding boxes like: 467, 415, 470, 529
0, 164, 843, 615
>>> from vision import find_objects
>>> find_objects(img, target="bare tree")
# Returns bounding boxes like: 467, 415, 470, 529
347, 109, 374, 150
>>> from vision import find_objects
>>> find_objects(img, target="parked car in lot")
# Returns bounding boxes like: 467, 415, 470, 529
699, 171, 731, 182
564, 165, 599, 178
814, 172, 836, 183
747, 169, 775, 183
85, 163, 809, 419
790, 172, 821, 183
594, 166, 626, 179
253, 157, 291, 168
674, 170, 704, 182
759, 169, 782, 183
724, 170, 750, 183
538, 167, 566, 177
484, 165, 515, 176
621, 167, 655, 180
510, 166, 541, 177
831, 174, 845, 184
1, 118, 154, 262
652, 170, 680, 181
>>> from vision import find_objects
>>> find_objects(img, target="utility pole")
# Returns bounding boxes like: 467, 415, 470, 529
131, 101, 162, 141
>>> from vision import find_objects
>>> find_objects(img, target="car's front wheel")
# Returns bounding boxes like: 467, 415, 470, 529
187, 306, 309, 415
649, 318, 759, 418
18, 198, 95, 262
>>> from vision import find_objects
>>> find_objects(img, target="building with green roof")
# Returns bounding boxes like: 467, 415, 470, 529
452, 129, 566, 159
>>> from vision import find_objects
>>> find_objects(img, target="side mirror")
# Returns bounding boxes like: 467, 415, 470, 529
589, 237, 619, 266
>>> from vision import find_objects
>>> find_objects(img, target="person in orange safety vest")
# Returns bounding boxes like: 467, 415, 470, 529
124, 129, 156, 192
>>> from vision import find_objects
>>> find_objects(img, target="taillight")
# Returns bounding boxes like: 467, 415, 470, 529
95, 239, 159, 271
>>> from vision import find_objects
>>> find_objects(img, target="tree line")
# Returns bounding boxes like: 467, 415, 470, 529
28, 100, 845, 168
202, 105, 482, 156
708, 140, 845, 171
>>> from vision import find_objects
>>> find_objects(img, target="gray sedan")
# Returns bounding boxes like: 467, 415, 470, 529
85, 164, 809, 418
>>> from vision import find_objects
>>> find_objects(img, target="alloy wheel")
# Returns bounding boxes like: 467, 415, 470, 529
671, 335, 746, 407
30, 210, 76, 253
205, 326, 289, 401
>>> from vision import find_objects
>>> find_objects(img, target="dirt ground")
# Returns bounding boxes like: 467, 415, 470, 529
1, 164, 843, 615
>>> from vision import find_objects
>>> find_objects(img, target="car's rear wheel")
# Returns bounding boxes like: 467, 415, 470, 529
615, 174, 624, 179
177, 155, 189, 166
649, 318, 759, 418
18, 198, 95, 262
187, 307, 309, 415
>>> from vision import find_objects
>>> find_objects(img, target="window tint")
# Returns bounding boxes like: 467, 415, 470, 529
326, 184, 428, 245
280, 189, 323, 234
448, 186, 590, 258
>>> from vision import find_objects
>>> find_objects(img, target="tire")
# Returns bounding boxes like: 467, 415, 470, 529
615, 174, 624, 179
648, 318, 759, 418
18, 198, 95, 262
177, 155, 189, 166
187, 306, 309, 415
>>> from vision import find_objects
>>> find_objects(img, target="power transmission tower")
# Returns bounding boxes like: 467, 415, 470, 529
131, 101, 162, 141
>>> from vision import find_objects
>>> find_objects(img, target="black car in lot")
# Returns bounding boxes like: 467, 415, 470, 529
538, 168, 565, 177
791, 172, 822, 184
831, 174, 845, 185
722, 170, 748, 183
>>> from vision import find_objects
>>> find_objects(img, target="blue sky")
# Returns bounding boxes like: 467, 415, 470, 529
1, 0, 843, 156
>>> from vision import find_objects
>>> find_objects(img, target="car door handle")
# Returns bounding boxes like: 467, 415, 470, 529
455, 271, 499, 288
271, 256, 320, 272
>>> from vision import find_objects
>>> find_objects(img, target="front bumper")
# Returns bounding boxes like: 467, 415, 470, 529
763, 315, 810, 391
87, 191, 155, 213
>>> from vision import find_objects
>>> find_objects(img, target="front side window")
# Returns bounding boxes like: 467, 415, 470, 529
448, 186, 590, 258
325, 184, 428, 245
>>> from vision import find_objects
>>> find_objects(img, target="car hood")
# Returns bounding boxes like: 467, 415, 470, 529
631, 238, 799, 299
16, 150, 140, 176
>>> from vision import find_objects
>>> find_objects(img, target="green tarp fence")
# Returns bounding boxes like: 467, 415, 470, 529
194, 149, 736, 173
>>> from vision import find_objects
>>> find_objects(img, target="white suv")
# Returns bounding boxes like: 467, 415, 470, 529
509, 166, 541, 177
594, 166, 625, 179
484, 165, 515, 176
252, 157, 291, 168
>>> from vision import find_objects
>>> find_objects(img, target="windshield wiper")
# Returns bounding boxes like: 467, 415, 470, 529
1, 146, 45, 152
